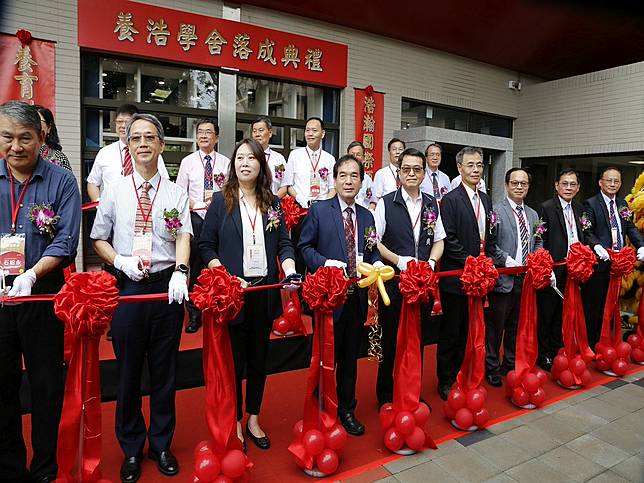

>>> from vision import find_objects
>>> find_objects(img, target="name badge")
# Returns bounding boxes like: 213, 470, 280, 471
357, 252, 364, 265
133, 232, 152, 270
0, 233, 25, 275
245, 244, 265, 277
204, 189, 214, 202
611, 228, 619, 249
310, 172, 321, 198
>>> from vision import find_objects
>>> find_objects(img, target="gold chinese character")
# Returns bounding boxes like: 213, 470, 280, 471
205, 29, 227, 55
364, 151, 374, 170
14, 45, 38, 101
257, 38, 277, 65
15, 72, 38, 100
363, 133, 374, 150
281, 44, 300, 68
177, 24, 197, 51
114, 12, 139, 42
232, 33, 252, 60
146, 18, 170, 46
364, 96, 376, 114
304, 48, 323, 71
363, 114, 376, 133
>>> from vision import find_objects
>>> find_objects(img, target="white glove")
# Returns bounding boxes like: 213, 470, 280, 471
429, 259, 436, 271
594, 244, 610, 262
397, 256, 415, 271
114, 254, 145, 282
505, 257, 521, 268
550, 270, 557, 287
168, 271, 189, 304
324, 259, 347, 268
373, 261, 385, 269
7, 268, 37, 301
637, 247, 644, 262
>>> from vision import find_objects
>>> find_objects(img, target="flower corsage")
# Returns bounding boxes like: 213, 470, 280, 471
580, 213, 592, 231
28, 203, 60, 239
534, 218, 547, 240
619, 205, 632, 221
274, 164, 285, 181
364, 226, 379, 250
488, 210, 499, 234
162, 208, 182, 238
423, 207, 437, 244
318, 167, 329, 181
214, 172, 225, 188
440, 186, 448, 197
266, 206, 281, 231
365, 187, 373, 202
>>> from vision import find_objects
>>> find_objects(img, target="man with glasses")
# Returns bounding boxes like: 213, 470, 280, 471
91, 113, 192, 482
87, 104, 170, 202
176, 119, 230, 333
373, 138, 406, 200
373, 148, 445, 406
252, 116, 288, 197
420, 143, 451, 201
536, 168, 585, 371
486, 169, 541, 386
581, 167, 644, 349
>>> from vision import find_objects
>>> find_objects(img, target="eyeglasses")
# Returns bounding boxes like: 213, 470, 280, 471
509, 181, 529, 187
601, 178, 621, 185
197, 130, 216, 136
463, 163, 484, 170
558, 181, 578, 188
129, 134, 160, 145
399, 166, 424, 174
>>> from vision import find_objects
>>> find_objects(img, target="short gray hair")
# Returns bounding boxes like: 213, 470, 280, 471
0, 101, 41, 134
126, 113, 164, 142
456, 146, 483, 165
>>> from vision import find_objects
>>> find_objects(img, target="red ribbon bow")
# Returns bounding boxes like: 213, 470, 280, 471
600, 247, 635, 347
280, 196, 308, 231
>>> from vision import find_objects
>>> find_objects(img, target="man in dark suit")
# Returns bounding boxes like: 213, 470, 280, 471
437, 146, 496, 400
298, 155, 383, 436
487, 168, 542, 386
537, 168, 585, 371
582, 167, 644, 349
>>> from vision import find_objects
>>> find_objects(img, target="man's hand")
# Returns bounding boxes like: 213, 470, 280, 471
324, 259, 347, 269
505, 257, 521, 268
396, 256, 415, 271
594, 244, 609, 262
637, 247, 644, 262
280, 271, 303, 291
114, 255, 145, 281
6, 269, 37, 301
168, 271, 189, 304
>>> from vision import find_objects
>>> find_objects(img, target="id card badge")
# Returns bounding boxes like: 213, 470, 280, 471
203, 189, 214, 202
357, 252, 364, 265
611, 228, 619, 250
132, 232, 152, 269
246, 244, 265, 277
0, 233, 25, 275
310, 173, 321, 198
479, 231, 485, 256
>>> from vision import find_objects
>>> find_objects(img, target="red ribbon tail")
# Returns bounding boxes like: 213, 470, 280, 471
457, 297, 486, 392
392, 303, 422, 411
515, 273, 538, 382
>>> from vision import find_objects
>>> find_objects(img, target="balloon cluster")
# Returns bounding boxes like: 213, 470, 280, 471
292, 420, 347, 475
192, 441, 251, 483
627, 333, 644, 363
443, 384, 489, 430
379, 402, 430, 453
272, 298, 304, 336
551, 349, 592, 388
504, 369, 548, 408
595, 341, 631, 376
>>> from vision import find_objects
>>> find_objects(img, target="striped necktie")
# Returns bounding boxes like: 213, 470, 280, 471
516, 205, 529, 264
344, 207, 356, 277
609, 200, 623, 249
134, 181, 152, 234
123, 146, 133, 176
204, 155, 213, 190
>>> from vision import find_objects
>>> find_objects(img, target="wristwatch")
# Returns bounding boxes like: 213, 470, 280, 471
174, 264, 189, 275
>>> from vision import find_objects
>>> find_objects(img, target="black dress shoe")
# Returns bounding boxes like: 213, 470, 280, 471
438, 384, 451, 401
487, 373, 503, 387
339, 413, 365, 436
149, 450, 179, 476
185, 314, 202, 333
537, 356, 553, 372
120, 456, 141, 483
246, 423, 271, 449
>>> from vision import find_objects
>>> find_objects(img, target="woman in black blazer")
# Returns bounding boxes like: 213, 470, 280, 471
199, 138, 298, 450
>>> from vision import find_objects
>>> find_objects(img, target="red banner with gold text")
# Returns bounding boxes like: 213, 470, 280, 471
354, 86, 384, 177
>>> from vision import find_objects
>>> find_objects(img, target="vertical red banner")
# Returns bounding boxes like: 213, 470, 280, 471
0, 32, 56, 112
354, 86, 384, 177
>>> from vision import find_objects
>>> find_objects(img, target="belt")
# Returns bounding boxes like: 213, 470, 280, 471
104, 264, 175, 284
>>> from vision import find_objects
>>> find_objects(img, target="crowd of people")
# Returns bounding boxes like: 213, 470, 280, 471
0, 99, 642, 482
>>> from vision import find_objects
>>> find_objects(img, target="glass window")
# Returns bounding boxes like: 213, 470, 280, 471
140, 64, 217, 109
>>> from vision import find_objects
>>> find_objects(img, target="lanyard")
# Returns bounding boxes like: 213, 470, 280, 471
241, 197, 259, 243
305, 147, 321, 173
8, 166, 32, 233
389, 165, 399, 185
132, 175, 161, 233
563, 204, 576, 235
198, 151, 215, 186
511, 206, 528, 231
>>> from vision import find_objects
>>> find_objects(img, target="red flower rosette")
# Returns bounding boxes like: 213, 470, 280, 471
460, 255, 498, 298
280, 196, 308, 231
54, 271, 119, 483
290, 267, 350, 475
629, 287, 644, 364
380, 261, 437, 454
565, 242, 597, 283
191, 267, 252, 482
507, 249, 554, 409
595, 247, 636, 376
16, 29, 32, 45
365, 85, 375, 97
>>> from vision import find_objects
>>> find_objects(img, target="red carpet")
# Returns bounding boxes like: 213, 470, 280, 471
23, 346, 644, 482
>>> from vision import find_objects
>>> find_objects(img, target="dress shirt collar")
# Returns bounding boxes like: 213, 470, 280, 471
199, 149, 216, 159
507, 197, 524, 211
462, 182, 477, 200
338, 196, 355, 214
428, 167, 439, 175
402, 188, 422, 205
118, 139, 127, 152
132, 170, 160, 192
558, 196, 572, 210
0, 155, 47, 180
306, 146, 321, 157
601, 191, 616, 205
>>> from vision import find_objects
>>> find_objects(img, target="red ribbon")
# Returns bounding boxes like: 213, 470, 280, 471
280, 196, 308, 231
289, 267, 349, 469
54, 272, 119, 483
639, 283, 644, 341
600, 247, 635, 347
515, 249, 554, 383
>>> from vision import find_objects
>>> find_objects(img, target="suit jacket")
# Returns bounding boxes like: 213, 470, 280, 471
439, 184, 497, 295
198, 192, 295, 325
488, 198, 542, 293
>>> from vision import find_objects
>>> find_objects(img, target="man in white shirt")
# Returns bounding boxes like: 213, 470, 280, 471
87, 104, 170, 201
373, 138, 405, 199
252, 116, 288, 197
347, 140, 376, 210
176, 118, 230, 333
420, 143, 451, 201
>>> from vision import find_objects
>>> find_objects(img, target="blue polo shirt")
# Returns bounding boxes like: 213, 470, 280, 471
0, 156, 81, 268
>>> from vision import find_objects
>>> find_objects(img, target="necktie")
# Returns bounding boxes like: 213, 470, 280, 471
474, 193, 484, 235
344, 206, 356, 277
311, 151, 318, 164
516, 205, 529, 264
204, 154, 213, 190
432, 172, 439, 198
135, 181, 152, 234
609, 200, 622, 249
123, 146, 133, 176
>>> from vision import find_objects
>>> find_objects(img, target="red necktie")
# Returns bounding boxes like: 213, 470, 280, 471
134, 182, 152, 234
344, 207, 356, 277
123, 146, 133, 176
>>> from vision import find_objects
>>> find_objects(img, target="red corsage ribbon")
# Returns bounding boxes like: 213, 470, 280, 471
16, 29, 32, 45
54, 271, 119, 483
281, 196, 308, 231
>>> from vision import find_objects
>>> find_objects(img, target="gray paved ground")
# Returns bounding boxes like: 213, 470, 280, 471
363, 371, 644, 483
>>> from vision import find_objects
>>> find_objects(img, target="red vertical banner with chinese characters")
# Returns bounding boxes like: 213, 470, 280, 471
354, 86, 384, 177
0, 31, 55, 111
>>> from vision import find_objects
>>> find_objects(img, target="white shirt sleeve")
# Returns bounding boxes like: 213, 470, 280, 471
433, 213, 446, 242
176, 156, 190, 191
374, 198, 387, 238
158, 155, 170, 179
373, 169, 384, 199
87, 148, 106, 185
284, 152, 295, 186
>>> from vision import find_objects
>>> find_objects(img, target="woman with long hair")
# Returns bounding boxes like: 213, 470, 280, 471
199, 138, 300, 450
35, 105, 72, 171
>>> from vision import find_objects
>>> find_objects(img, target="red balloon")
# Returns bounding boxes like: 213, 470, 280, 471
443, 401, 456, 420
451, 381, 462, 392
303, 429, 325, 456
383, 427, 404, 451
213, 477, 233, 483
478, 385, 488, 400
405, 426, 425, 451
612, 358, 629, 376
553, 354, 569, 372
534, 369, 548, 386
522, 373, 540, 393
595, 358, 611, 372
473, 408, 489, 427
580, 369, 592, 386
632, 347, 644, 363
529, 387, 546, 407
273, 317, 291, 335
194, 440, 215, 460
616, 342, 632, 360
220, 450, 246, 479
316, 449, 339, 474
324, 424, 347, 450
454, 408, 474, 429
466, 390, 485, 412
283, 302, 300, 324
413, 402, 431, 426
379, 403, 395, 429
550, 365, 561, 381
627, 334, 642, 349
604, 347, 618, 364
293, 419, 304, 439
559, 369, 575, 387
570, 357, 586, 376
195, 450, 221, 482
394, 411, 416, 435
512, 387, 529, 406
447, 389, 466, 411
505, 370, 518, 388
595, 342, 608, 354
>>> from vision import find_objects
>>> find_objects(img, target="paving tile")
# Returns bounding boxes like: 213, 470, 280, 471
422, 439, 468, 461
583, 384, 611, 396
603, 379, 629, 389
541, 399, 570, 414
469, 436, 532, 471
499, 425, 561, 458
343, 466, 392, 483
575, 396, 630, 422
564, 390, 597, 404
487, 417, 524, 435
538, 445, 606, 482
623, 371, 644, 383
565, 434, 631, 468
525, 415, 585, 444
504, 459, 569, 483
549, 405, 609, 433
611, 454, 644, 483
597, 388, 644, 412
614, 381, 644, 398
592, 419, 644, 455
394, 460, 459, 483
433, 447, 499, 482
456, 429, 494, 447
373, 477, 400, 483
511, 408, 548, 423
634, 377, 644, 388
586, 470, 631, 483
383, 449, 432, 474
482, 475, 517, 483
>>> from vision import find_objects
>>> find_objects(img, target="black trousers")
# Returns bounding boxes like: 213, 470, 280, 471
229, 287, 272, 420
436, 290, 469, 387
335, 291, 363, 416
485, 278, 522, 376
537, 271, 567, 359
582, 270, 610, 350
186, 212, 204, 319
0, 273, 64, 481
111, 268, 183, 457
